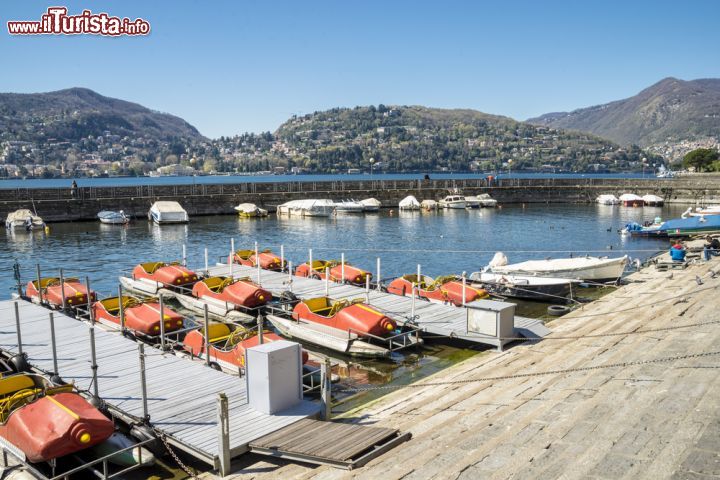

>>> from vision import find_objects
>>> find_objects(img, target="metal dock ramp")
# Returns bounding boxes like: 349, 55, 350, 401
209, 265, 549, 348
0, 299, 320, 471
249, 418, 411, 469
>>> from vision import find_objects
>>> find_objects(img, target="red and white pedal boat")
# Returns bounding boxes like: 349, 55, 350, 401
233, 249, 286, 271
169, 276, 269, 323
267, 296, 421, 358
0, 374, 113, 463
92, 296, 185, 336
386, 274, 488, 306
120, 262, 199, 295
183, 323, 308, 372
295, 259, 372, 285
25, 277, 96, 309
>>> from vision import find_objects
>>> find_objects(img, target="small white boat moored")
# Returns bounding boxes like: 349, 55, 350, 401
619, 193, 643, 207
476, 193, 498, 208
489, 252, 628, 282
464, 196, 481, 208
399, 195, 420, 210
420, 199, 438, 210
642, 194, 664, 206
596, 194, 619, 205
277, 199, 336, 217
334, 200, 365, 213
97, 210, 129, 224
5, 209, 45, 231
234, 203, 268, 217
439, 195, 467, 209
148, 201, 189, 224
359, 198, 382, 212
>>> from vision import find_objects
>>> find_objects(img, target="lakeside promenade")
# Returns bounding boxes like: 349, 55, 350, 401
215, 251, 720, 479
2, 176, 720, 222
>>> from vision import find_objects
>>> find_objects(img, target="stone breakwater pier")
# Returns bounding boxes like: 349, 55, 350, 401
1, 176, 720, 222
211, 249, 720, 479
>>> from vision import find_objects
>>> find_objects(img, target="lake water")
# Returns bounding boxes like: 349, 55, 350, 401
1, 203, 686, 412
0, 172, 654, 189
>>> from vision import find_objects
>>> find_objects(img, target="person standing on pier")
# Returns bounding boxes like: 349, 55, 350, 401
70, 180, 78, 199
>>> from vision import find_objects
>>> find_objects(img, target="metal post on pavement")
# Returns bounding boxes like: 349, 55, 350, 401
85, 277, 94, 323
325, 267, 330, 296
257, 315, 264, 344
49, 312, 58, 375
203, 304, 210, 366
462, 271, 467, 306
14, 302, 22, 355
320, 357, 332, 420
158, 294, 166, 350
89, 326, 99, 398
217, 393, 231, 476
36, 264, 43, 304
59, 268, 66, 312
341, 253, 345, 284
138, 343, 150, 422
376, 257, 381, 289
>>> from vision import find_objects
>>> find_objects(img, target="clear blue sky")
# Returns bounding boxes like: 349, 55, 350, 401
2, 0, 719, 138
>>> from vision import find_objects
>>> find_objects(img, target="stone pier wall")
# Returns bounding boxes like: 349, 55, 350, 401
1, 177, 719, 222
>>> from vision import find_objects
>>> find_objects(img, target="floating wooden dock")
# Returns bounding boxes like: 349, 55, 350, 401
208, 264, 550, 347
0, 299, 320, 470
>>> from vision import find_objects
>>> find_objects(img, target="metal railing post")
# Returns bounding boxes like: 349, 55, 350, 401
217, 393, 231, 476
85, 277, 94, 323
59, 268, 66, 311
280, 244, 285, 273
309, 249, 313, 272
325, 267, 330, 296
204, 304, 211, 366
89, 326, 99, 397
118, 285, 125, 331
341, 253, 345, 284
320, 357, 332, 420
257, 315, 264, 344
417, 264, 421, 288
411, 286, 416, 321
138, 344, 150, 422
36, 264, 43, 304
287, 261, 293, 293
229, 238, 235, 266
376, 257, 381, 289
49, 312, 58, 375
255, 242, 261, 284
462, 271, 467, 306
365, 274, 370, 302
158, 294, 166, 350
182, 244, 187, 267
14, 302, 22, 355
204, 247, 209, 275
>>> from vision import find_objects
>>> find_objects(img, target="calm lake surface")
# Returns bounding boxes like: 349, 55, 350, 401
1, 203, 687, 410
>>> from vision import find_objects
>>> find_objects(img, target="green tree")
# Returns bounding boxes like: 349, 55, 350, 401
683, 148, 719, 172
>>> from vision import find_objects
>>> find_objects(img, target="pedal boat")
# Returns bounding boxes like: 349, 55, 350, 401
25, 277, 96, 309
165, 276, 266, 323
183, 323, 308, 371
233, 249, 287, 271
92, 296, 185, 336
268, 297, 421, 358
295, 259, 372, 285
0, 374, 113, 463
120, 262, 199, 295
386, 274, 489, 306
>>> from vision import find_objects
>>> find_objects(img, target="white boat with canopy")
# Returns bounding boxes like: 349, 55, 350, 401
398, 195, 420, 210
277, 199, 335, 217
359, 198, 382, 212
596, 194, 619, 205
148, 201, 189, 224
488, 252, 628, 282
234, 203, 268, 217
5, 209, 45, 231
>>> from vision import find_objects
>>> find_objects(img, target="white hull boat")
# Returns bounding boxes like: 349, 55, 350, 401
490, 253, 628, 282
619, 193, 643, 207
97, 210, 129, 224
464, 196, 481, 208
5, 209, 45, 231
160, 289, 254, 323
684, 205, 720, 217
476, 193, 498, 208
420, 199, 438, 210
277, 199, 335, 217
439, 195, 467, 209
469, 271, 579, 301
148, 201, 189, 224
234, 203, 268, 217
334, 200, 365, 213
642, 194, 664, 206
596, 194, 619, 205
359, 198, 381, 212
399, 195, 420, 210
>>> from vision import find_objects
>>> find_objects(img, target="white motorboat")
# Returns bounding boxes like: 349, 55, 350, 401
683, 205, 720, 217
488, 252, 628, 282
596, 194, 619, 205
277, 199, 335, 217
148, 201, 189, 224
476, 193, 498, 208
5, 209, 45, 231
359, 198, 382, 212
234, 203, 268, 217
399, 195, 420, 210
439, 195, 467, 209
642, 194, 664, 206
464, 196, 481, 208
619, 193, 643, 207
334, 200, 365, 213
469, 271, 580, 301
420, 199, 438, 210
97, 210, 129, 224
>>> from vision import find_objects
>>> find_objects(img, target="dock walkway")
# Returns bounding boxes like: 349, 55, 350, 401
0, 300, 319, 469
208, 265, 549, 346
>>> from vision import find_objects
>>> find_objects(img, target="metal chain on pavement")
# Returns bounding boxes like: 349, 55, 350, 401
154, 427, 199, 479
336, 350, 720, 393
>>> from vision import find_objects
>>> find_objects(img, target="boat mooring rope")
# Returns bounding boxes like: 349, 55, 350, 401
336, 350, 720, 393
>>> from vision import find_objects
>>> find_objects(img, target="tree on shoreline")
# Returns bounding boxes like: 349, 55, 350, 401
683, 148, 719, 172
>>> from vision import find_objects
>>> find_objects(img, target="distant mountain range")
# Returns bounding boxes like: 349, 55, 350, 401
0, 87, 202, 142
528, 77, 720, 148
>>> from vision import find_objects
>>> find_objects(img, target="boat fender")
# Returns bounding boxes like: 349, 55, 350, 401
209, 362, 222, 371
279, 290, 299, 307
49, 374, 66, 385
8, 353, 30, 373
547, 305, 571, 316
129, 424, 163, 456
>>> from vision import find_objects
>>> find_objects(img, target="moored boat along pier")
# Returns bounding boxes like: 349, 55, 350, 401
2, 176, 720, 222
212, 252, 720, 479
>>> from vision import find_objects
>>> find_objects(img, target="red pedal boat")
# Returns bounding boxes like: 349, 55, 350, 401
233, 249, 286, 271
386, 274, 489, 306
131, 262, 198, 287
295, 260, 372, 286
292, 297, 396, 337
192, 276, 270, 309
183, 323, 308, 370
0, 374, 113, 463
26, 277, 96, 308
92, 296, 184, 336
